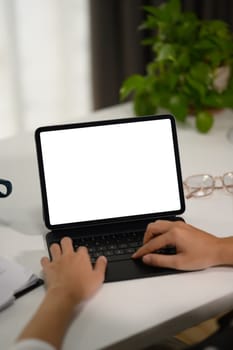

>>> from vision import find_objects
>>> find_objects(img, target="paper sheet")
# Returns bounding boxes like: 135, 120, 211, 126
0, 256, 38, 311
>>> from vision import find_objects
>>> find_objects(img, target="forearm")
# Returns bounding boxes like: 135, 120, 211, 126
17, 288, 77, 350
215, 237, 233, 266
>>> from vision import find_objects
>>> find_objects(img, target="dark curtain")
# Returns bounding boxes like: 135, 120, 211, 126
90, 0, 233, 110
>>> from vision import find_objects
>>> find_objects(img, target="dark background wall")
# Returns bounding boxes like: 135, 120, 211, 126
90, 0, 233, 109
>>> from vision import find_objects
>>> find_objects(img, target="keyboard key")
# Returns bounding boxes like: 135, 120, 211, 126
118, 243, 128, 248
114, 249, 124, 255
107, 244, 117, 250
88, 247, 96, 253
128, 242, 141, 248
103, 250, 114, 257
125, 248, 135, 254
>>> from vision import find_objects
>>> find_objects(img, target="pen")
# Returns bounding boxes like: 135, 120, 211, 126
14, 278, 44, 299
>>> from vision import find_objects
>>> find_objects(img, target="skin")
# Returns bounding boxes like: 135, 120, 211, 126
132, 220, 233, 270
17, 237, 107, 349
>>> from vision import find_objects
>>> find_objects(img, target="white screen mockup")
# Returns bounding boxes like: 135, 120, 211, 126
40, 119, 181, 225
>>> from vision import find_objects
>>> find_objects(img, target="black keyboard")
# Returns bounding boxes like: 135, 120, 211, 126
71, 231, 176, 264
72, 231, 143, 263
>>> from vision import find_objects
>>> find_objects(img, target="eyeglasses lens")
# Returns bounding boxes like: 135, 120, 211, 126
186, 175, 214, 197
223, 173, 233, 193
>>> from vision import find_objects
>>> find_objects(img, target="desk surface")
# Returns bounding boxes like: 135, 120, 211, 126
0, 104, 233, 350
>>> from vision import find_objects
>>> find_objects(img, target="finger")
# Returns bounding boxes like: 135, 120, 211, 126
77, 245, 88, 254
132, 232, 174, 258
94, 256, 107, 282
77, 246, 92, 263
143, 220, 173, 244
60, 236, 74, 254
50, 243, 62, 261
40, 256, 50, 268
142, 253, 179, 269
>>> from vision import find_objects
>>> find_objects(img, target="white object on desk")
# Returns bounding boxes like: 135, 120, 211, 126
0, 256, 40, 311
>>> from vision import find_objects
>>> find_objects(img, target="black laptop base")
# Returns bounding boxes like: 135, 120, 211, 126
105, 258, 182, 283
46, 216, 185, 283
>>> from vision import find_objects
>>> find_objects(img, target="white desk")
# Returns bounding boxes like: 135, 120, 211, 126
0, 104, 233, 350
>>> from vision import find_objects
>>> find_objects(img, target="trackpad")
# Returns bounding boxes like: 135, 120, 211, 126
105, 259, 178, 283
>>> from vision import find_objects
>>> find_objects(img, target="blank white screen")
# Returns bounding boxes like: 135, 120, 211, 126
40, 119, 181, 225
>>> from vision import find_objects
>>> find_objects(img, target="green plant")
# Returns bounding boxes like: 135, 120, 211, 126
120, 0, 233, 132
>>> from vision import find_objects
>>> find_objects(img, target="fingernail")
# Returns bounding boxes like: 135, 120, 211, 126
77, 246, 87, 252
143, 255, 151, 264
132, 252, 137, 258
101, 256, 107, 263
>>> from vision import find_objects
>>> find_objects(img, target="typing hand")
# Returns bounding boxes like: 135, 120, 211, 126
132, 220, 220, 271
41, 237, 107, 305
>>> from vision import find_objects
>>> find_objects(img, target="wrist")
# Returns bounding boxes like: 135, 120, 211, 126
212, 237, 233, 266
18, 286, 78, 346
45, 287, 79, 309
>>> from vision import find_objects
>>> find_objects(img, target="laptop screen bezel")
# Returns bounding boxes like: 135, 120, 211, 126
35, 115, 185, 230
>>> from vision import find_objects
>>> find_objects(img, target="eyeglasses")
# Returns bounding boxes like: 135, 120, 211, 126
183, 172, 233, 199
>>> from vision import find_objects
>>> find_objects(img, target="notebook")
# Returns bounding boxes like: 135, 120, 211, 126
35, 115, 185, 282
0, 256, 43, 311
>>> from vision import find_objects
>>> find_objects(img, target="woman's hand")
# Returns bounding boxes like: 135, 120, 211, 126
132, 220, 221, 271
41, 237, 107, 305
18, 237, 107, 347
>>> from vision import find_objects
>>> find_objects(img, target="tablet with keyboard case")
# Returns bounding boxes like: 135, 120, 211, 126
35, 115, 185, 282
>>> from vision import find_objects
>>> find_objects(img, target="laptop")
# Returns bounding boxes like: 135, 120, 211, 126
35, 114, 185, 282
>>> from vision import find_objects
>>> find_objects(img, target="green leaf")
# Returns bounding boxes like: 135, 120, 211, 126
140, 15, 158, 30
168, 0, 181, 16
146, 60, 162, 76
141, 37, 155, 46
202, 92, 224, 108
186, 63, 211, 100
168, 94, 188, 122
190, 63, 211, 83
133, 92, 157, 116
144, 0, 181, 24
194, 39, 216, 52
153, 42, 163, 52
186, 76, 206, 100
195, 111, 214, 133
156, 43, 176, 62
143, 6, 159, 17
201, 83, 233, 109
200, 20, 230, 39
205, 51, 224, 67
120, 75, 145, 101
175, 50, 190, 68
167, 72, 179, 90
162, 0, 181, 22
176, 13, 199, 43
221, 89, 233, 109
